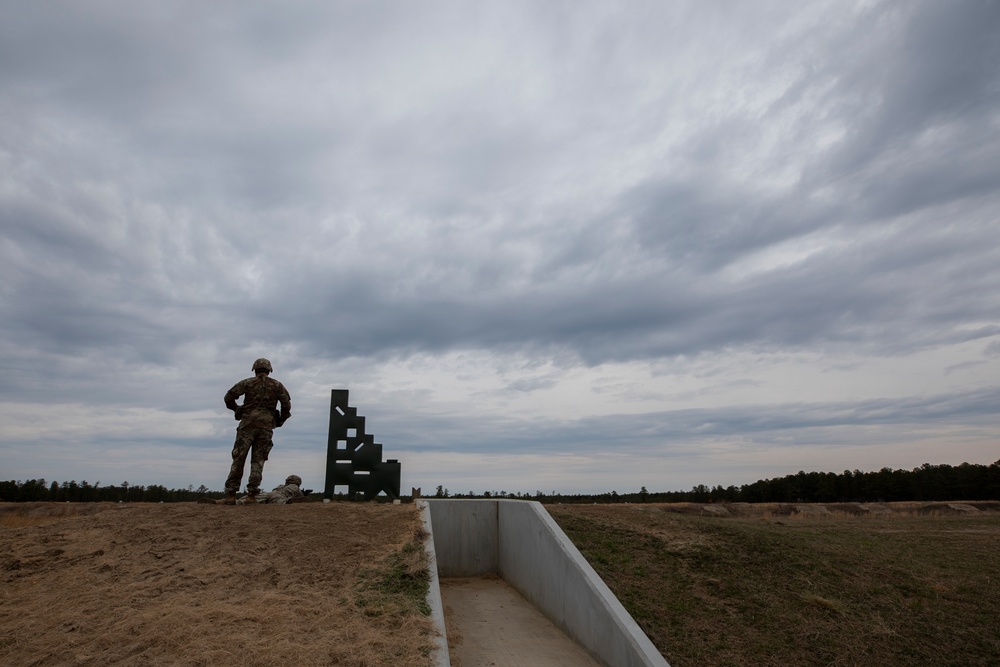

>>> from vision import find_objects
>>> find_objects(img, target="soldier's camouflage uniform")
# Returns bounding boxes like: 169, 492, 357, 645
236, 478, 305, 504
224, 373, 291, 496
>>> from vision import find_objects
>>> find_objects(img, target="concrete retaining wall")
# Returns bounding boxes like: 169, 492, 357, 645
424, 499, 498, 577
416, 501, 450, 667
426, 499, 670, 667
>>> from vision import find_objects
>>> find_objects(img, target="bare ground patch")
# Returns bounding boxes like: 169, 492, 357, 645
0, 502, 436, 667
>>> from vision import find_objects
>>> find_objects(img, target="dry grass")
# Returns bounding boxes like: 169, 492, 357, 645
548, 502, 1000, 667
0, 502, 436, 667
0, 502, 122, 528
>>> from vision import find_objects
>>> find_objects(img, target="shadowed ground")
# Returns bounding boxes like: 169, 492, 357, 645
441, 576, 602, 667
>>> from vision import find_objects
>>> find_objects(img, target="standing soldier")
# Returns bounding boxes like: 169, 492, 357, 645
223, 358, 291, 505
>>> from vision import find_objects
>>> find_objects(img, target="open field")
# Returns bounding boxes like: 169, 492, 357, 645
0, 502, 434, 667
5, 500, 999, 667
548, 501, 1000, 667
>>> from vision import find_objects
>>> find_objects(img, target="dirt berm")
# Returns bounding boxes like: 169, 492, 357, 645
0, 502, 436, 667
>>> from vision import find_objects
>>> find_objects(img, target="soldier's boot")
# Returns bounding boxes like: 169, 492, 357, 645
244, 491, 258, 504
221, 491, 237, 505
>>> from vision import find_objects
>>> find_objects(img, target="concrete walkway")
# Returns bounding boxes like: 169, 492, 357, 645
441, 576, 603, 667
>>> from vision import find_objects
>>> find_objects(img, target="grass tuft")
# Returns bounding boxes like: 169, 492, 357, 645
799, 593, 848, 615
355, 529, 432, 617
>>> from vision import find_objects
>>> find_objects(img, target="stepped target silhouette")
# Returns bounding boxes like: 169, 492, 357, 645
323, 389, 401, 500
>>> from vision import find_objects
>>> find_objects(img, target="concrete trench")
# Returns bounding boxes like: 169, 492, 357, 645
418, 499, 671, 667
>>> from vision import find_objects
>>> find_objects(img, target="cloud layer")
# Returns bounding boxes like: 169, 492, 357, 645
2, 1, 998, 494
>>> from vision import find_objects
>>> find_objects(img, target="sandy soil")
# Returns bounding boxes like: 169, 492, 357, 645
0, 502, 435, 667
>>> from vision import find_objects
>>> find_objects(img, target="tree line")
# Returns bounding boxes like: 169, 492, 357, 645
0, 479, 224, 503
4, 460, 999, 504
436, 460, 1000, 504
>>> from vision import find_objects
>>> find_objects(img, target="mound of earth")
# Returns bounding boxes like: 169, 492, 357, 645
0, 502, 435, 667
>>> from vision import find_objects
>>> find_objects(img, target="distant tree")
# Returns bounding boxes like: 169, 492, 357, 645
0, 480, 18, 501
18, 479, 48, 501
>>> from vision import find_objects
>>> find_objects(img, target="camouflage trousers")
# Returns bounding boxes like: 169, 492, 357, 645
225, 424, 274, 495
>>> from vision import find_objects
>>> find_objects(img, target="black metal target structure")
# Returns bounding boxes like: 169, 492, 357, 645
323, 389, 401, 500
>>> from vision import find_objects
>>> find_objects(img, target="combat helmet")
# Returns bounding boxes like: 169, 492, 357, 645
252, 358, 273, 373
285, 475, 302, 486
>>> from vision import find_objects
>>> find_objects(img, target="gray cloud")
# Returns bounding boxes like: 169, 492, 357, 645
376, 385, 1000, 455
2, 0, 998, 491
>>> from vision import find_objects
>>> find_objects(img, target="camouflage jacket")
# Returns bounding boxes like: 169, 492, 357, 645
266, 482, 304, 503
225, 375, 291, 428
238, 483, 304, 505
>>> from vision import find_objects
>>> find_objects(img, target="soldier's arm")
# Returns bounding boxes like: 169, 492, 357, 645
224, 380, 246, 412
278, 383, 291, 422
287, 488, 311, 503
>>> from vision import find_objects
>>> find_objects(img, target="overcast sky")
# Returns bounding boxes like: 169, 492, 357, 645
2, 0, 999, 497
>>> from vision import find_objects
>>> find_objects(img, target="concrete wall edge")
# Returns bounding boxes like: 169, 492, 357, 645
519, 501, 670, 667
417, 500, 451, 667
